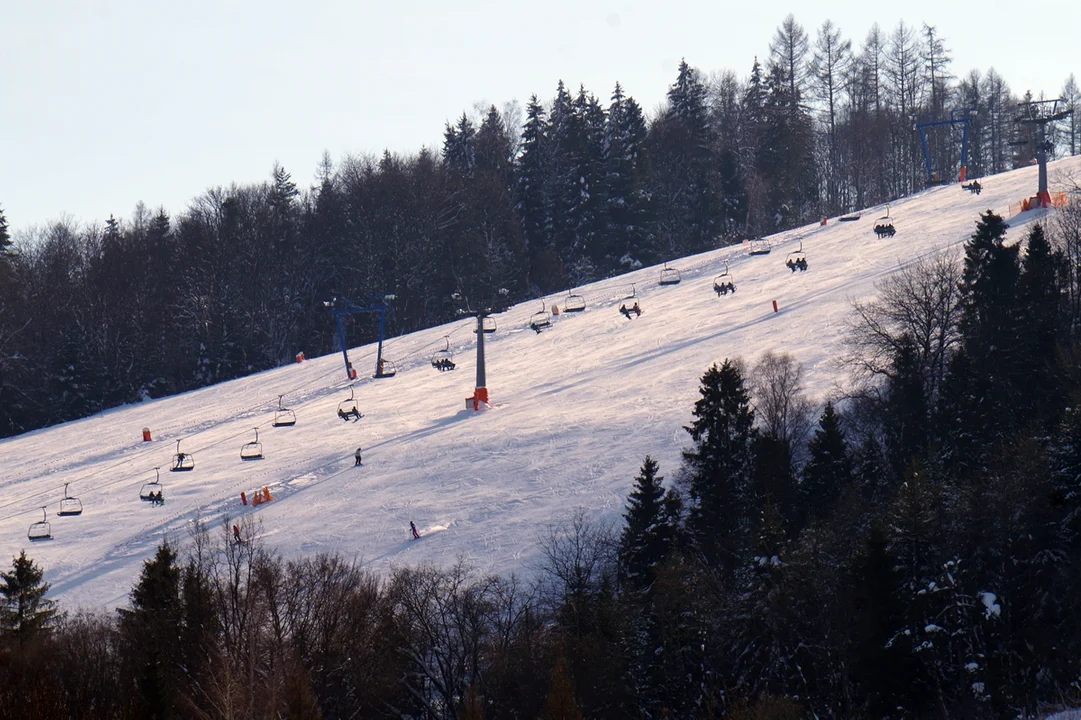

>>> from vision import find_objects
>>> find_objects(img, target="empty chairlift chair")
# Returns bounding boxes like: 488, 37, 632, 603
563, 291, 586, 313
473, 316, 497, 334
57, 483, 83, 517
272, 394, 296, 427
28, 507, 52, 541
337, 385, 363, 422
140, 469, 164, 502
658, 262, 682, 285
374, 356, 397, 379
529, 301, 552, 333
240, 428, 263, 461
713, 261, 736, 296
431, 336, 456, 372
171, 439, 194, 472
747, 237, 772, 255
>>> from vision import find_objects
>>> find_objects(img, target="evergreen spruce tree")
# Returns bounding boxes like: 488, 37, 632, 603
618, 456, 676, 591
883, 335, 930, 480
517, 95, 556, 286
801, 402, 853, 522
751, 431, 799, 531
959, 211, 1020, 382
760, 62, 817, 227
854, 433, 888, 505
650, 60, 720, 256
546, 80, 579, 281
118, 542, 182, 719
604, 83, 653, 271
851, 525, 923, 715
475, 105, 514, 177
935, 348, 995, 479
0, 205, 12, 257
683, 360, 757, 573
1016, 223, 1066, 426
442, 113, 477, 176
567, 86, 609, 281
0, 551, 58, 649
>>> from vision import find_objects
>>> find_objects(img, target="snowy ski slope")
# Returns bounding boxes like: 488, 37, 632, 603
2, 158, 1079, 611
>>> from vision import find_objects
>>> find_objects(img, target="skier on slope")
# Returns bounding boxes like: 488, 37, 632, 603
354, 447, 363, 466
233, 524, 242, 543
410, 521, 421, 540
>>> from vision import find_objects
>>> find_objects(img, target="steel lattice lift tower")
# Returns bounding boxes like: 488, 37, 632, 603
1013, 98, 1073, 208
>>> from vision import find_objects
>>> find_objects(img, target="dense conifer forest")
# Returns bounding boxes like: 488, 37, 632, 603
0, 15, 1078, 437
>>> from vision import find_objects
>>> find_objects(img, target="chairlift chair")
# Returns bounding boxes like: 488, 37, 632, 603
873, 223, 897, 238
473, 316, 497, 334
618, 284, 642, 319
171, 439, 194, 472
272, 395, 296, 427
28, 507, 52, 542
529, 301, 552, 333
431, 336, 456, 371
240, 428, 264, 461
58, 483, 83, 517
747, 237, 772, 255
374, 357, 397, 379
337, 385, 362, 421
658, 262, 682, 286
713, 261, 736, 296
563, 291, 586, 313
140, 469, 164, 502
785, 241, 809, 272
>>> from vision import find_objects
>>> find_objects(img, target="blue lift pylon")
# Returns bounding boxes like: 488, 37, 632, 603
324, 295, 397, 381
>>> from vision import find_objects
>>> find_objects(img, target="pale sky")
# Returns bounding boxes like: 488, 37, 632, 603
3, 0, 1077, 234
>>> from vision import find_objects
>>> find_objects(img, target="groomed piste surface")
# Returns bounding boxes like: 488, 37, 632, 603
3, 158, 1079, 610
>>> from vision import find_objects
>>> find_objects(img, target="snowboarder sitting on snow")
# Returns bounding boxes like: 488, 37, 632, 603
410, 521, 421, 540
354, 447, 363, 466
338, 406, 362, 422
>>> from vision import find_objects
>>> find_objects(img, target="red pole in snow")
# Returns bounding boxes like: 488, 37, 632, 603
772, 300, 779, 313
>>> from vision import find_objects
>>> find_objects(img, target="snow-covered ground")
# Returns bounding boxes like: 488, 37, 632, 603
3, 158, 1079, 611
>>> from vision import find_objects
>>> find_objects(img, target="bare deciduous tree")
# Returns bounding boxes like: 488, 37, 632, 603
844, 253, 963, 401
752, 350, 815, 452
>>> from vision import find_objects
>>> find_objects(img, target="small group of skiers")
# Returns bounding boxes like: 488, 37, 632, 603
619, 302, 642, 319
963, 180, 983, 195
338, 406, 362, 422
432, 358, 456, 372
147, 490, 164, 506
785, 256, 809, 272
715, 281, 736, 296
873, 222, 897, 238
